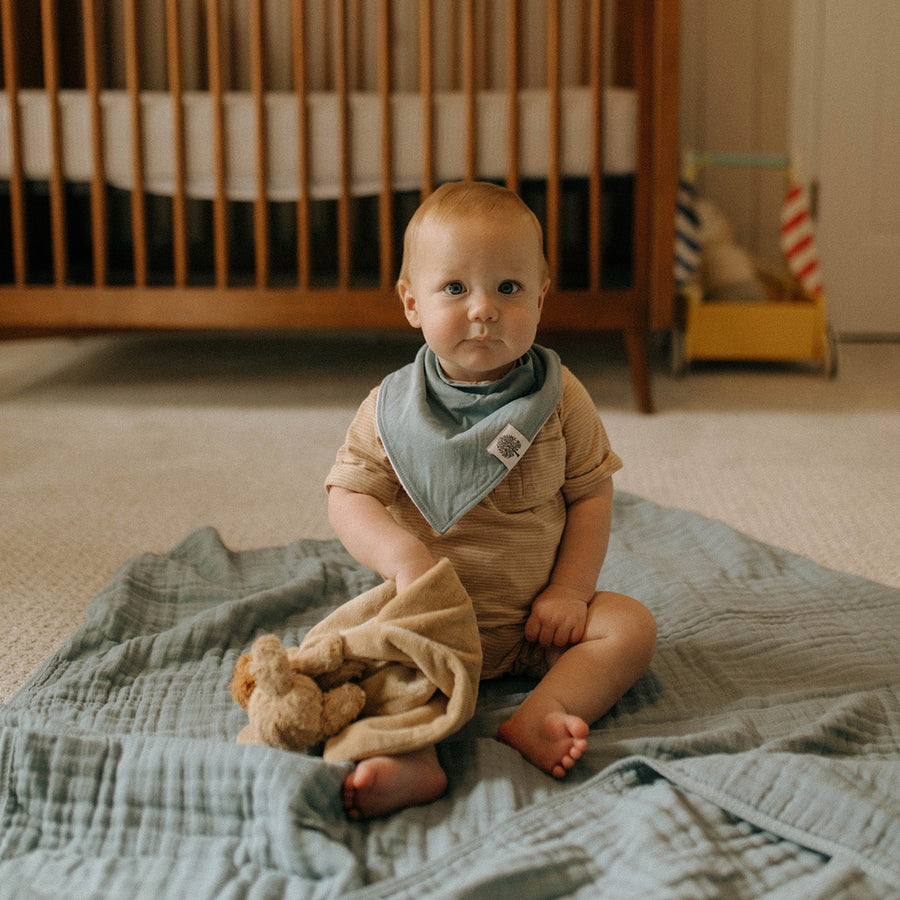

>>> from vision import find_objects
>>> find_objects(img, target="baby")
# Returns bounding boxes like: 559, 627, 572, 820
326, 181, 656, 819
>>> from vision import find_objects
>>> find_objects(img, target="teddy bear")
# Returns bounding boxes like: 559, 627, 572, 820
694, 196, 767, 303
231, 633, 367, 753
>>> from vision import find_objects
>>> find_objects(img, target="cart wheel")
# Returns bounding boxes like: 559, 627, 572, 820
670, 328, 687, 377
823, 325, 839, 378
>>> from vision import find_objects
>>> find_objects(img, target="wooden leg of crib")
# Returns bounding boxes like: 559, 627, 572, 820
624, 328, 654, 414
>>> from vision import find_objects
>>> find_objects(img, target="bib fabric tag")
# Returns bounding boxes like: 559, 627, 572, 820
487, 424, 531, 470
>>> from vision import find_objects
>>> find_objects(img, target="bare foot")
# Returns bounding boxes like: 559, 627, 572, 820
342, 746, 448, 820
496, 708, 589, 778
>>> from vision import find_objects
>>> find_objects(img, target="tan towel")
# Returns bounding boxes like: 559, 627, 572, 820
299, 557, 482, 763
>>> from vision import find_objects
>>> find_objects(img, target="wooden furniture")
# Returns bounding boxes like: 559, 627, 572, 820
0, 0, 679, 412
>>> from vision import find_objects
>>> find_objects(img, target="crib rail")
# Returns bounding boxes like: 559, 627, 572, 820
0, 0, 679, 411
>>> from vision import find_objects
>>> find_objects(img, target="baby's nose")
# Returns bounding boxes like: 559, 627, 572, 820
468, 291, 499, 320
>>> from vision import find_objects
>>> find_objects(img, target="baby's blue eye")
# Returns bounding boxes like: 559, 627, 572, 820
444, 281, 466, 296
498, 281, 521, 295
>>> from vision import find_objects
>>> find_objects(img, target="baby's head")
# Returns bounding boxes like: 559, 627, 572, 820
398, 181, 548, 285
397, 182, 550, 383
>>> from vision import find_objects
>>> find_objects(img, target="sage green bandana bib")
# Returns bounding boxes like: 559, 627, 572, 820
376, 344, 562, 534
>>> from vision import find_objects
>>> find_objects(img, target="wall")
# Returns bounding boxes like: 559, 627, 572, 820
678, 0, 793, 268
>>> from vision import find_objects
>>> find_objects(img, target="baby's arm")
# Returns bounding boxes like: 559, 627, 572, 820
328, 486, 437, 593
525, 477, 613, 647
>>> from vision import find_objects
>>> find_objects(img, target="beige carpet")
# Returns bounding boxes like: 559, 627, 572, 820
2, 333, 898, 702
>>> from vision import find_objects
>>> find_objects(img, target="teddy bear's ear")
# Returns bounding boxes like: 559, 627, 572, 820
230, 653, 256, 708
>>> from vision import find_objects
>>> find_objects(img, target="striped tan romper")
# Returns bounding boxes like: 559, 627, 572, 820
325, 365, 622, 680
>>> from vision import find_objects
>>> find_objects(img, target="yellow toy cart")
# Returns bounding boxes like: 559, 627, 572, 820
671, 152, 838, 378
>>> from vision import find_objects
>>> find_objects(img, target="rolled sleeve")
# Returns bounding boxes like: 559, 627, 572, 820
325, 388, 401, 508
559, 369, 622, 505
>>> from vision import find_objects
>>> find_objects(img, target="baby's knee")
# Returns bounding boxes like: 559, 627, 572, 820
630, 599, 657, 668
592, 591, 657, 667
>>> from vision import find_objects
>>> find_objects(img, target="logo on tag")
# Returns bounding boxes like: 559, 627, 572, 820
487, 424, 531, 471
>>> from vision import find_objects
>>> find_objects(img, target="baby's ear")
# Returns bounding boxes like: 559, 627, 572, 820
398, 281, 422, 328
538, 276, 550, 313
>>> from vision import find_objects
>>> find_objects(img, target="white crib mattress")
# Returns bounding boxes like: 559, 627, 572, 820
1, 87, 636, 201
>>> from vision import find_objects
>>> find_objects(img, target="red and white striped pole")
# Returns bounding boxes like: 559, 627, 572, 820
781, 183, 823, 297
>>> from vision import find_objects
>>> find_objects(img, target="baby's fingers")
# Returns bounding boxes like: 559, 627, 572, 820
564, 617, 586, 646
525, 613, 557, 646
550, 620, 584, 647
539, 619, 573, 647
524, 611, 543, 643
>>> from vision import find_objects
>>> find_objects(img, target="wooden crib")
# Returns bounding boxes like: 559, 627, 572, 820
0, 0, 679, 411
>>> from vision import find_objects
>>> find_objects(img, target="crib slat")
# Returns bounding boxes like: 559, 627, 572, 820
206, 0, 229, 288
250, 0, 269, 288
578, 0, 590, 85
630, 1, 653, 297
377, 0, 394, 289
321, 1, 332, 89
545, 0, 562, 286
1, 0, 27, 285
625, 0, 655, 414
123, 0, 148, 287
419, 0, 434, 198
83, 0, 108, 287
165, 0, 189, 287
335, 0, 351, 288
39, 0, 67, 286
477, 0, 489, 88
504, 0, 519, 193
588, 0, 604, 292
348, 0, 361, 91
292, 0, 311, 289
463, 0, 476, 181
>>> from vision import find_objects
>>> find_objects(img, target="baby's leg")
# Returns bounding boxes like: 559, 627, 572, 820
497, 591, 656, 778
343, 745, 447, 820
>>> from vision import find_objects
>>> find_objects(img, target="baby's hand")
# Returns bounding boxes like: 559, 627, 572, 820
525, 585, 590, 647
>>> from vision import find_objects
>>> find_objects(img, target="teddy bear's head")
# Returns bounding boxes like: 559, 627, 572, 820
694, 197, 766, 303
